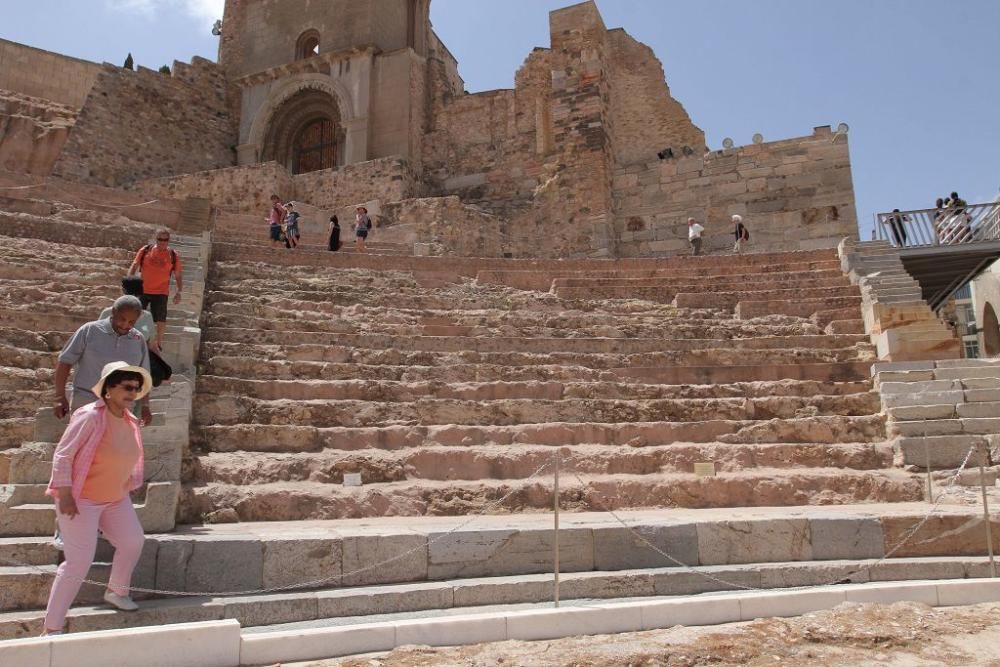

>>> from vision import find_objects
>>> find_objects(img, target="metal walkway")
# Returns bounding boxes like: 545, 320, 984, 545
876, 202, 1000, 310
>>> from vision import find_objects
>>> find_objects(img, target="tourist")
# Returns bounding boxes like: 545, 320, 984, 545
942, 192, 972, 243
53, 296, 152, 425
687, 217, 704, 256
267, 194, 286, 248
354, 206, 371, 253
127, 228, 183, 351
328, 215, 341, 251
887, 209, 908, 247
42, 361, 151, 635
285, 202, 301, 249
732, 214, 749, 253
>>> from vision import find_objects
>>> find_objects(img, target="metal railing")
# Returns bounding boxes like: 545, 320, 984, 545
875, 202, 1000, 248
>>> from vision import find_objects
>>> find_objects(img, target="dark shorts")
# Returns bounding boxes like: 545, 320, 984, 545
141, 293, 168, 322
356, 229, 369, 239
269, 225, 282, 242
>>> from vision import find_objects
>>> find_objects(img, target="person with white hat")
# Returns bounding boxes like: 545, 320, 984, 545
42, 361, 152, 635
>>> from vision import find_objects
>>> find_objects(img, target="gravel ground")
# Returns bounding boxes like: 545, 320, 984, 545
290, 601, 1000, 666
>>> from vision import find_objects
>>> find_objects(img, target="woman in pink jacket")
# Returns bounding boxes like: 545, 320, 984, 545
42, 361, 151, 635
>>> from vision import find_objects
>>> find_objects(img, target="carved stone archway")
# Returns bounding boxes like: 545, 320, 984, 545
243, 73, 367, 168
261, 88, 344, 174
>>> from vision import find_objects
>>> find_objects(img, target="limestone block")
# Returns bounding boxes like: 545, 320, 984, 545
50, 619, 240, 667
426, 528, 593, 580
652, 566, 761, 596
592, 523, 698, 570
896, 435, 982, 469
809, 517, 884, 560
65, 598, 226, 635
869, 558, 966, 582
262, 538, 342, 589
964, 389, 1000, 403
223, 591, 318, 628
640, 595, 742, 630
888, 404, 956, 421
154, 537, 263, 594
881, 390, 965, 409
395, 611, 508, 648
239, 624, 396, 666
961, 418, 1000, 435
757, 561, 870, 588
316, 581, 453, 618
882, 514, 1000, 558
957, 402, 1000, 419
890, 419, 963, 438
878, 380, 960, 395
135, 482, 179, 533
697, 519, 812, 566
340, 532, 427, 586
451, 576, 550, 607
559, 571, 655, 600
0, 637, 49, 665
935, 367, 1000, 380
961, 378, 1000, 390
738, 589, 845, 621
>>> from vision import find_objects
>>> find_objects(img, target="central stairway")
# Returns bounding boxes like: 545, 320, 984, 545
182, 245, 921, 524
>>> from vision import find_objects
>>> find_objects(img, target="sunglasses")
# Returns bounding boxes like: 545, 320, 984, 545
156, 237, 170, 242
117, 383, 142, 393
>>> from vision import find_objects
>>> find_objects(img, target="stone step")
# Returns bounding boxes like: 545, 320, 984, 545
181, 468, 924, 522
199, 340, 873, 369
554, 280, 854, 302
1, 554, 994, 639
890, 417, 1000, 438
552, 269, 848, 288
735, 296, 862, 320
194, 415, 887, 454
195, 375, 873, 403
675, 286, 859, 310
190, 442, 895, 485
192, 392, 882, 428
895, 434, 989, 469
879, 378, 1000, 396
199, 328, 869, 355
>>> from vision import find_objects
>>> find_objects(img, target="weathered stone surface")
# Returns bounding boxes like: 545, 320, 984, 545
593, 523, 698, 570
261, 538, 343, 589
808, 517, 884, 560
154, 538, 263, 594
340, 533, 427, 587
696, 519, 812, 566
427, 528, 593, 580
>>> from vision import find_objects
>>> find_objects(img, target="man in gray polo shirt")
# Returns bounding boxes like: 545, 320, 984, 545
53, 296, 153, 425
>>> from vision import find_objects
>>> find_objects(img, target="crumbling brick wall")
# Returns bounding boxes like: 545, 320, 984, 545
0, 90, 76, 175
52, 58, 236, 187
612, 127, 858, 256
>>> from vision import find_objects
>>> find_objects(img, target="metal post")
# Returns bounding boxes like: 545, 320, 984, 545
978, 444, 997, 578
553, 449, 560, 607
925, 441, 933, 502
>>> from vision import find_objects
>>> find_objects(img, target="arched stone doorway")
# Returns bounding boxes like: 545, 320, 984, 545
983, 303, 1000, 357
261, 88, 344, 174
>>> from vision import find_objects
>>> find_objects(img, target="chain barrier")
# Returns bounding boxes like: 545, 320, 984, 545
0, 445, 989, 609
0, 178, 161, 209
0, 457, 556, 598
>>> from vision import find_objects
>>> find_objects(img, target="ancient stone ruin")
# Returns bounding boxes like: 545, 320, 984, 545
0, 0, 997, 654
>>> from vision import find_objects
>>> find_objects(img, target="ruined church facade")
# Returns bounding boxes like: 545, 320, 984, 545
0, 0, 858, 257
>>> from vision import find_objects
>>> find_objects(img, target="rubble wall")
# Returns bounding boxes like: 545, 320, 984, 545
292, 157, 419, 210
612, 127, 858, 256
134, 162, 293, 215
0, 39, 102, 109
0, 90, 76, 175
605, 30, 705, 167
379, 196, 506, 257
52, 59, 236, 187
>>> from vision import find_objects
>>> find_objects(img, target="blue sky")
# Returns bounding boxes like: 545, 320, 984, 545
3, 0, 998, 238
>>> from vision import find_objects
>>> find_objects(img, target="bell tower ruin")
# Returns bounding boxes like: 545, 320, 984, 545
219, 0, 438, 172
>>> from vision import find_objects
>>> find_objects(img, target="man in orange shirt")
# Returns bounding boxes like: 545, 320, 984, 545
127, 228, 183, 350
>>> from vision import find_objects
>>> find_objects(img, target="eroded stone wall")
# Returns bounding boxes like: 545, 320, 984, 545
379, 196, 505, 256
612, 127, 857, 256
292, 157, 419, 210
53, 58, 236, 187
0, 39, 102, 109
135, 162, 293, 214
0, 90, 76, 175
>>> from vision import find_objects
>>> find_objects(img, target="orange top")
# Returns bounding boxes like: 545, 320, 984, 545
134, 245, 181, 295
80, 412, 141, 503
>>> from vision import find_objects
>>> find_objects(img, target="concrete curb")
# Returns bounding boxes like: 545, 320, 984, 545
237, 578, 1000, 665
3, 579, 999, 665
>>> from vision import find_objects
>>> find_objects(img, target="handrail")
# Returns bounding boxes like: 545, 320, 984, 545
875, 202, 1000, 249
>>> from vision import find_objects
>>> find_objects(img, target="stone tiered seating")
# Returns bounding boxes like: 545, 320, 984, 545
214, 210, 411, 255
179, 248, 921, 524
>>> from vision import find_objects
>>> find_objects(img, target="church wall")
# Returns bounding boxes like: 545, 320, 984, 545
605, 30, 706, 168
52, 59, 237, 187
612, 127, 858, 256
370, 50, 418, 160
0, 39, 102, 109
292, 157, 419, 210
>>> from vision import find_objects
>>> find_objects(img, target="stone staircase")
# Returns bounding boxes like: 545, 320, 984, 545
839, 238, 960, 361
2, 206, 999, 641
214, 210, 411, 255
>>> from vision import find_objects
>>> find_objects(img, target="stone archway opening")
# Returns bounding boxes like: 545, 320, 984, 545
983, 303, 1000, 357
261, 88, 345, 174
